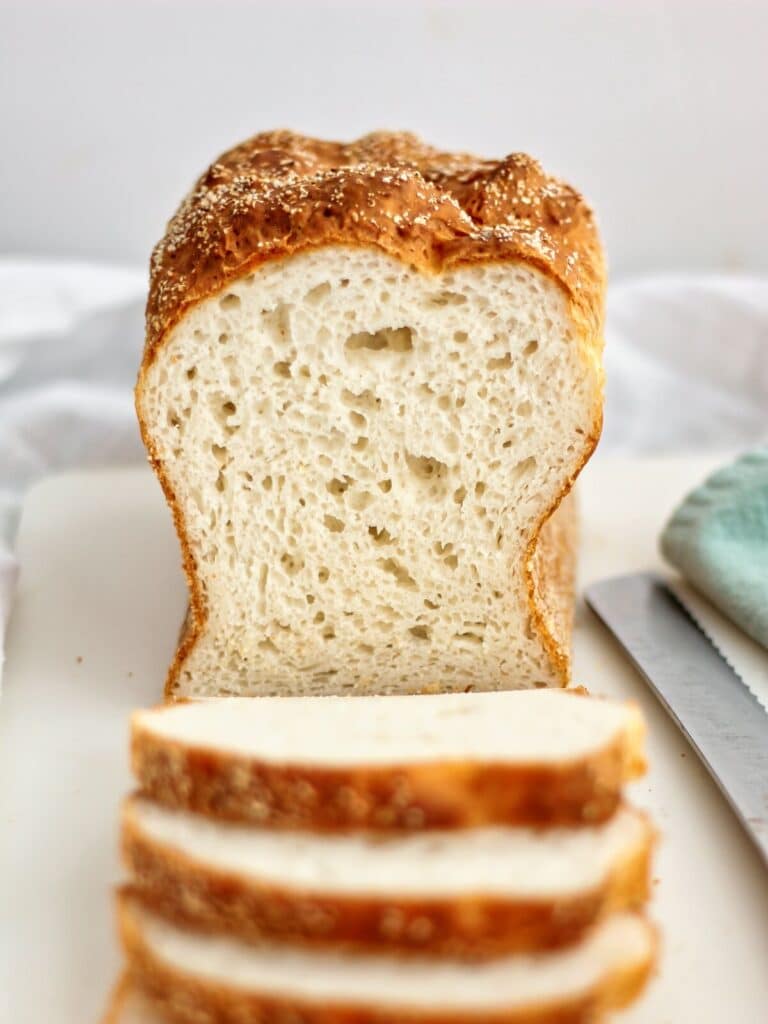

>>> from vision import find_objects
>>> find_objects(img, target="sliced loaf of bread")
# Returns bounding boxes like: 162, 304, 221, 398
136, 131, 605, 698
118, 893, 654, 1024
124, 796, 652, 955
132, 691, 645, 828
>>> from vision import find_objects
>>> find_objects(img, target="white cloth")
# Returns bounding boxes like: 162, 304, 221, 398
1, 261, 767, 684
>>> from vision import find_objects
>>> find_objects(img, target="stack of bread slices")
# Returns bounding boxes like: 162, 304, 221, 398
104, 690, 656, 1023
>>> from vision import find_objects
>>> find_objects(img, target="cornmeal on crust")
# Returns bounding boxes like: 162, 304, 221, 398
136, 131, 605, 697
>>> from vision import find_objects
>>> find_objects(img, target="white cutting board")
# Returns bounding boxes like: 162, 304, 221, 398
2, 458, 768, 1023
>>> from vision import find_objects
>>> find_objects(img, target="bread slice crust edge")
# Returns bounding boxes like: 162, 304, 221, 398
116, 893, 656, 1024
121, 802, 653, 956
130, 704, 646, 831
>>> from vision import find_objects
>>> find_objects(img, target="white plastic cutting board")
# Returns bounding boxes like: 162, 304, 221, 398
2, 459, 768, 1023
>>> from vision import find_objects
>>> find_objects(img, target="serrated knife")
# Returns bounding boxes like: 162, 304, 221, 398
585, 572, 768, 867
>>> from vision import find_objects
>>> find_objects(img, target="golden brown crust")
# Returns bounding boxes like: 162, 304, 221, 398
142, 131, 604, 365
131, 701, 644, 831
136, 131, 605, 699
118, 894, 655, 1024
529, 493, 580, 686
122, 800, 653, 957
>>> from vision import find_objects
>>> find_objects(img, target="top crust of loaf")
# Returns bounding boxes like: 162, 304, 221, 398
142, 131, 604, 367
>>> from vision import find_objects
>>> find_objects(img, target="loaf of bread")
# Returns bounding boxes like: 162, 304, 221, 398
131, 690, 644, 828
123, 796, 652, 956
136, 131, 604, 697
117, 893, 653, 1024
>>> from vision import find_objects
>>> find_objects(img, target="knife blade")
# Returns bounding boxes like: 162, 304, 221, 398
585, 571, 768, 866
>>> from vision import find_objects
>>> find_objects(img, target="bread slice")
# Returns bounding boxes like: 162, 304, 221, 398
123, 795, 652, 956
136, 130, 604, 698
118, 893, 654, 1024
132, 691, 645, 828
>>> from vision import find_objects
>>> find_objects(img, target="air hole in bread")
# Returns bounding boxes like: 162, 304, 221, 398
273, 361, 292, 378
487, 354, 512, 371
327, 477, 351, 497
405, 452, 448, 483
517, 400, 533, 418
262, 303, 292, 345
378, 479, 392, 493
453, 330, 468, 343
348, 490, 373, 512
258, 638, 277, 652
455, 630, 483, 645
453, 485, 467, 504
280, 552, 304, 576
368, 525, 393, 545
409, 624, 430, 641
349, 410, 366, 429
323, 515, 345, 533
524, 339, 539, 356
352, 436, 369, 451
378, 558, 417, 588
437, 395, 451, 411
219, 293, 241, 310
305, 282, 331, 305
511, 456, 537, 482
428, 291, 468, 307
345, 326, 413, 354
342, 388, 379, 412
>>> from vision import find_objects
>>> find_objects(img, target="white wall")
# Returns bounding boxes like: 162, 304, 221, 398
2, 0, 767, 277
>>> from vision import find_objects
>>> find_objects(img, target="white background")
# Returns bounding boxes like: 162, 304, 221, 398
2, 0, 768, 277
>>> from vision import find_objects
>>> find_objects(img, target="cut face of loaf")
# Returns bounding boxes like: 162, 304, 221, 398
139, 246, 596, 696
123, 796, 653, 955
118, 894, 655, 1024
131, 691, 646, 828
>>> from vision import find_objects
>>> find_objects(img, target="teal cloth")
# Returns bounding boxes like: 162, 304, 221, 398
661, 449, 768, 650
